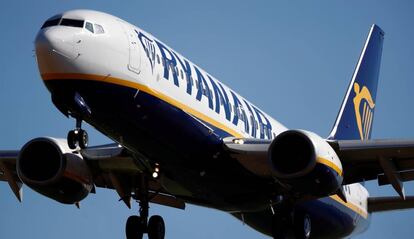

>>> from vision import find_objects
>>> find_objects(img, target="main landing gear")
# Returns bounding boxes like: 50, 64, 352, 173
67, 118, 88, 149
126, 176, 166, 239
271, 200, 312, 239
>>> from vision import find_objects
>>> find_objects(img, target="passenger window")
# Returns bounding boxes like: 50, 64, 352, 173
85, 22, 94, 33
94, 24, 105, 34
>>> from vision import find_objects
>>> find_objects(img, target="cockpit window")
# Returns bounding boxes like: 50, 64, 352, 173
94, 24, 105, 34
41, 18, 61, 29
85, 22, 94, 33
60, 18, 84, 28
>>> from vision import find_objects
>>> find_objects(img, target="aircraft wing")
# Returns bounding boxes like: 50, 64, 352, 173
327, 139, 414, 199
224, 137, 414, 198
327, 139, 414, 185
0, 145, 185, 209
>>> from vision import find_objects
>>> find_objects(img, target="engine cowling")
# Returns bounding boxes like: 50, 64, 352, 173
17, 137, 93, 204
269, 130, 343, 196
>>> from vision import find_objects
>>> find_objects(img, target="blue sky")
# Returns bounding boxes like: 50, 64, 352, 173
1, 1, 414, 238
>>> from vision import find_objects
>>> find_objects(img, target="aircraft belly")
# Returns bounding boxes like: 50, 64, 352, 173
44, 78, 272, 212
233, 197, 370, 238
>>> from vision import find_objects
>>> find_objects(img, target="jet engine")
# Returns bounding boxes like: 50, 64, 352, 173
269, 130, 343, 196
17, 137, 93, 204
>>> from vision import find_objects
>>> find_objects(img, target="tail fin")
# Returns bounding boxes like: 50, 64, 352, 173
328, 24, 384, 140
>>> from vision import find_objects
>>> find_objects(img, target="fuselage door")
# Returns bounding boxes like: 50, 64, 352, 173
119, 21, 141, 74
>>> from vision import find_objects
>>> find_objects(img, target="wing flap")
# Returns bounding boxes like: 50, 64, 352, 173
368, 196, 414, 213
329, 139, 414, 183
0, 151, 23, 202
378, 170, 414, 186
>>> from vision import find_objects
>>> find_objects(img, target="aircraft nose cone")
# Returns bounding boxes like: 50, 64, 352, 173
35, 27, 78, 60
35, 27, 81, 75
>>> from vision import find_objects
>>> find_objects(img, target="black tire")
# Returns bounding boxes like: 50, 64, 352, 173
67, 130, 78, 149
148, 215, 165, 239
126, 215, 144, 239
77, 129, 88, 149
294, 212, 311, 239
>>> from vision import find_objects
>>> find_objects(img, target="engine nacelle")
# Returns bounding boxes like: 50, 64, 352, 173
17, 137, 93, 204
269, 130, 343, 196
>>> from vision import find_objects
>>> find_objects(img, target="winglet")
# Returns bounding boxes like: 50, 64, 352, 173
328, 24, 384, 140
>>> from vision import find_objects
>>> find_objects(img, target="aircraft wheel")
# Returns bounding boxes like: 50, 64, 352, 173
67, 130, 78, 149
77, 129, 88, 149
126, 215, 144, 239
148, 215, 165, 239
294, 212, 311, 239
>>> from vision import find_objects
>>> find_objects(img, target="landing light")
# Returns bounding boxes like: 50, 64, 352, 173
152, 163, 160, 178
233, 139, 244, 145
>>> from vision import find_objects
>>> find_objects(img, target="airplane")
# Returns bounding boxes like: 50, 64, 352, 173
1, 9, 414, 239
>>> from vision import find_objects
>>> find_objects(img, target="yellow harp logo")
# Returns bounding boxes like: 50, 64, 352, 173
353, 82, 375, 140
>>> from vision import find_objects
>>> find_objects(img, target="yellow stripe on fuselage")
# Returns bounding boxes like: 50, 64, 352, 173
315, 159, 368, 219
42, 73, 244, 138
329, 194, 368, 219
316, 157, 343, 176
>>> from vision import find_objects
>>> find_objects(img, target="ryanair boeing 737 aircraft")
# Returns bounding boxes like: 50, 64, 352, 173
2, 9, 414, 239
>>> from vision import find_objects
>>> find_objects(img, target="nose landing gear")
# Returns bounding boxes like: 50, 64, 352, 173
67, 118, 89, 149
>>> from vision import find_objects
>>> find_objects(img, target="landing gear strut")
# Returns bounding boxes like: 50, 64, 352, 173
67, 118, 88, 149
126, 175, 165, 239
